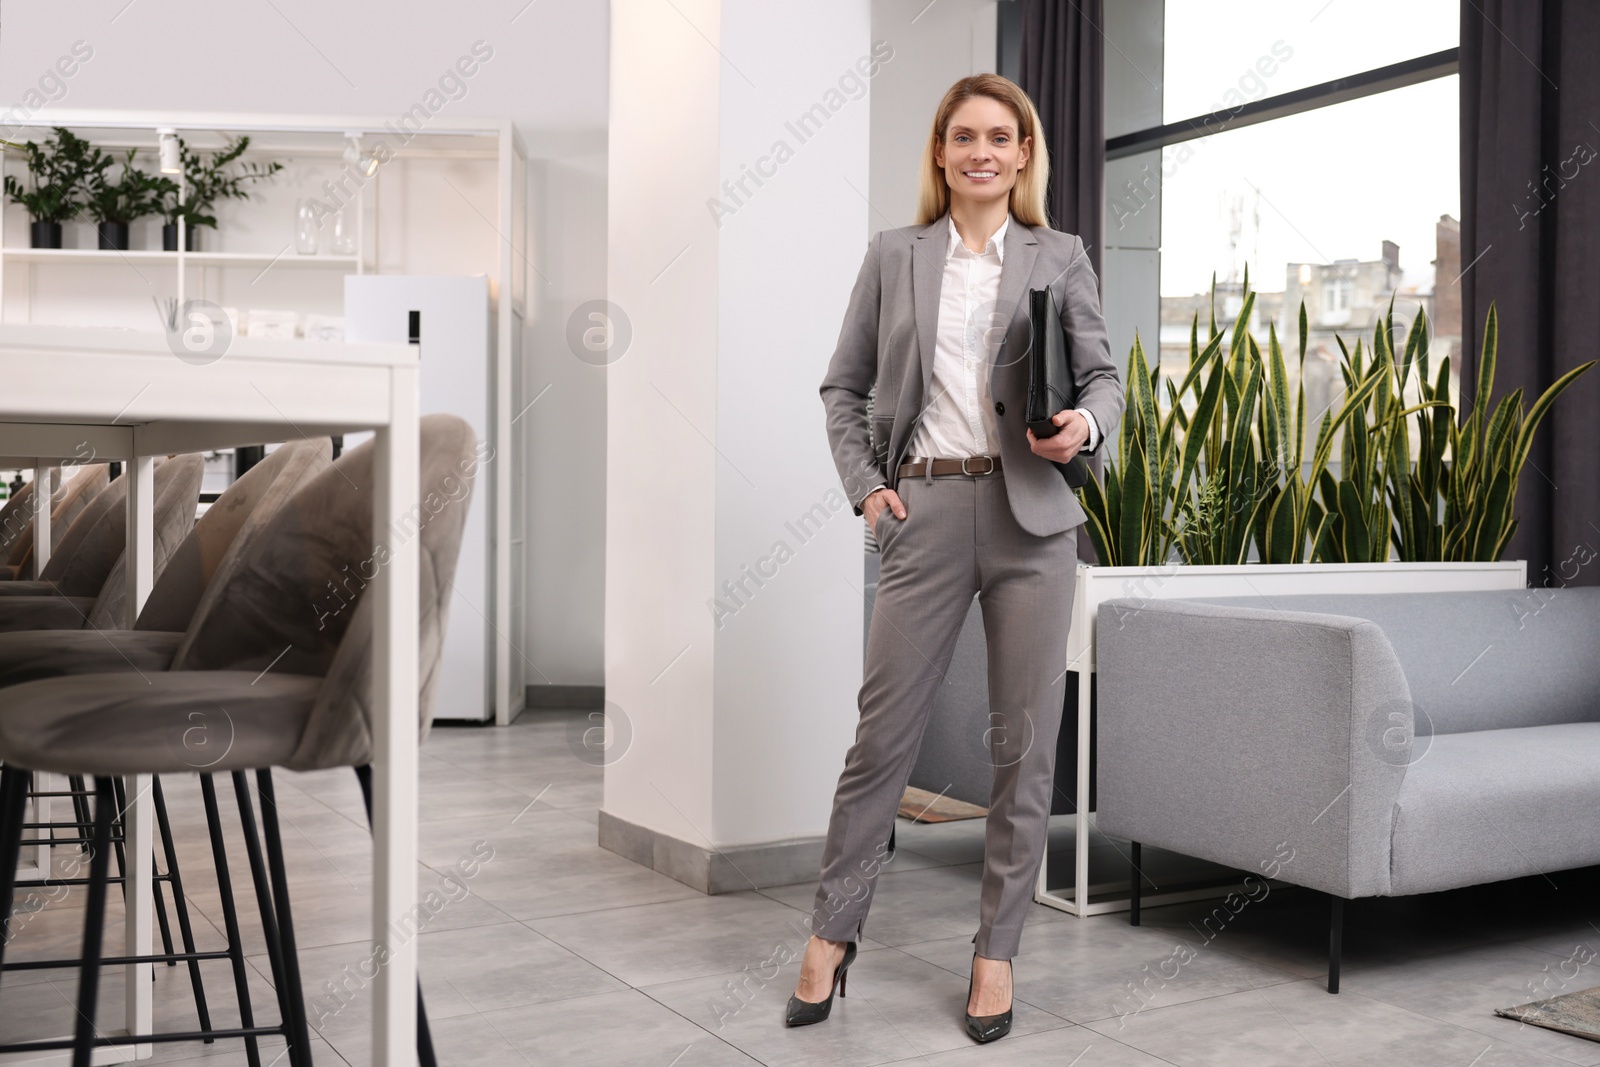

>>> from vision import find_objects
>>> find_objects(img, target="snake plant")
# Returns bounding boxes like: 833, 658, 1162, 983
1441, 303, 1595, 561
1075, 278, 1592, 567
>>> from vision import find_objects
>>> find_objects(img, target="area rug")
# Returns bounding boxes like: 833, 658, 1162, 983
1496, 987, 1600, 1042
898, 786, 987, 823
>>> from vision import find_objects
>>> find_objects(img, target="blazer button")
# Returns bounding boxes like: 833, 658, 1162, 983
994, 401, 1005, 415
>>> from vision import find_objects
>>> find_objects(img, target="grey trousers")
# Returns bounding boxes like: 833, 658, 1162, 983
809, 464, 1079, 959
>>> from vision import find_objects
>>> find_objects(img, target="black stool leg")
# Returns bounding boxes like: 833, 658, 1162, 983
110, 776, 178, 965
417, 985, 437, 1067
0, 767, 31, 977
71, 777, 117, 1067
233, 772, 310, 1067
256, 770, 315, 1064
1328, 895, 1343, 994
153, 775, 214, 1038
355, 764, 438, 1067
1129, 841, 1142, 927
202, 775, 262, 1067
68, 774, 93, 851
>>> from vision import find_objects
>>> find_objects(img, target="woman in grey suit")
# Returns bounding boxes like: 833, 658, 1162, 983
788, 74, 1124, 1042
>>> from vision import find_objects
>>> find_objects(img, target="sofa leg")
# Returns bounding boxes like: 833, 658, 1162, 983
1129, 842, 1141, 926
1328, 895, 1343, 994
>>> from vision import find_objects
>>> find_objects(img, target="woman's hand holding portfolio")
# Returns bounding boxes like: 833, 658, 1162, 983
1026, 408, 1088, 463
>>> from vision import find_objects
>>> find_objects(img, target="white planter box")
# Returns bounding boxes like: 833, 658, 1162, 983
1066, 560, 1528, 674
1041, 559, 1528, 918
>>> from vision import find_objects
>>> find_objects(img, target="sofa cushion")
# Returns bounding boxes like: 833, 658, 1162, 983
1389, 721, 1600, 895
1187, 589, 1600, 735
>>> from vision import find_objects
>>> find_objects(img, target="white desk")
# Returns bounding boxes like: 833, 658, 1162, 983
0, 324, 420, 1064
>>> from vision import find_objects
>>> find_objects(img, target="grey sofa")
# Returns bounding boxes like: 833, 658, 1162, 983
1094, 587, 1600, 991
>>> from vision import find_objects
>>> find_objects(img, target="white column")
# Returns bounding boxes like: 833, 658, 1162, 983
605, 0, 876, 871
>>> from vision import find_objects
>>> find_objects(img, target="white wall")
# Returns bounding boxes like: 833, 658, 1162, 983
870, 0, 998, 231
606, 0, 875, 847
0, 0, 611, 691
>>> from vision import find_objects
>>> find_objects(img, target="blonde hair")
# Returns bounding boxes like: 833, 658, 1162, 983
916, 74, 1051, 228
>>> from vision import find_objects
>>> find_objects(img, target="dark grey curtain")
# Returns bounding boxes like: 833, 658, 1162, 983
1018, 0, 1107, 568
1018, 0, 1105, 280
1461, 0, 1600, 586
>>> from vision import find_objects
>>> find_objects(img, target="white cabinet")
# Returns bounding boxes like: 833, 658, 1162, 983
346, 274, 493, 722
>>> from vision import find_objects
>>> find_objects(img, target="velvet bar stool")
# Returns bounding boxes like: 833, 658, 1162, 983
0, 455, 206, 1038
0, 440, 329, 1065
0, 455, 204, 621
0, 468, 61, 562
0, 464, 109, 581
0, 415, 476, 1066
0, 440, 331, 683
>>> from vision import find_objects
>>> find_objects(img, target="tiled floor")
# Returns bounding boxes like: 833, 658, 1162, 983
4, 709, 1600, 1065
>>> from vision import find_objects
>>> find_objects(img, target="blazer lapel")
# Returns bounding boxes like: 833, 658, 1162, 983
991, 217, 1039, 400
910, 214, 949, 403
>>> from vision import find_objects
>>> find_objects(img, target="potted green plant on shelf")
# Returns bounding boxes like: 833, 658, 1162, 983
159, 134, 283, 251
83, 147, 174, 250
1, 126, 102, 248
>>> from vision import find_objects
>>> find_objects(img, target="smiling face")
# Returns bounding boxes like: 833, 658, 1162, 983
935, 95, 1031, 210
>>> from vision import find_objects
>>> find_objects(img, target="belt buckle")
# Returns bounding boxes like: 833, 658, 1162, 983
961, 455, 994, 476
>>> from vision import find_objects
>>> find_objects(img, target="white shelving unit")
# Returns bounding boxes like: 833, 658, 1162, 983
2, 248, 360, 267
0, 109, 529, 725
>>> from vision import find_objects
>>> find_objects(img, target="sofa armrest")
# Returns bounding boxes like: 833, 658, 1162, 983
1095, 597, 1414, 899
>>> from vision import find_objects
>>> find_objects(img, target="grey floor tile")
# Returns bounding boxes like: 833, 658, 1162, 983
1084, 976, 1595, 1067
896, 918, 1301, 1026
11, 715, 1600, 1067
639, 945, 1073, 1066
437, 809, 706, 922
1336, 941, 1600, 1065
878, 1025, 1176, 1064
526, 889, 889, 989
332, 988, 763, 1066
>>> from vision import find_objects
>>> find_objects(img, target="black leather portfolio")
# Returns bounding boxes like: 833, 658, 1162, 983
1025, 286, 1092, 489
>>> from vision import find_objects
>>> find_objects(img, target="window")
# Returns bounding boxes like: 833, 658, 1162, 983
1111, 0, 1461, 435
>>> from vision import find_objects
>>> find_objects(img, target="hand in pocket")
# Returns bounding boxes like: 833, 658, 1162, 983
868, 487, 905, 536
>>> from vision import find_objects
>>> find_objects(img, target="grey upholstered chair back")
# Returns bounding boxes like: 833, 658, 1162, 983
0, 480, 36, 561
5, 464, 109, 575
40, 468, 131, 590
1190, 589, 1600, 735
72, 454, 208, 628
38, 456, 202, 602
109, 439, 334, 634
174, 414, 479, 770
0, 468, 60, 558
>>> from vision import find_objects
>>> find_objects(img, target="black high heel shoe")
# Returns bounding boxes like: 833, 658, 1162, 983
785, 940, 857, 1027
965, 952, 1013, 1043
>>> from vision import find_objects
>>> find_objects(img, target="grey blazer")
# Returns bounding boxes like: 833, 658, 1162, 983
819, 211, 1125, 538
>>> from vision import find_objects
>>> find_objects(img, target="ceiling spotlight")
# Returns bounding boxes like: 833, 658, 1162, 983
158, 128, 181, 174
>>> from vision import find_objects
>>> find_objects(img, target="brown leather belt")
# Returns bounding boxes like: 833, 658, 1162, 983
896, 455, 1003, 478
